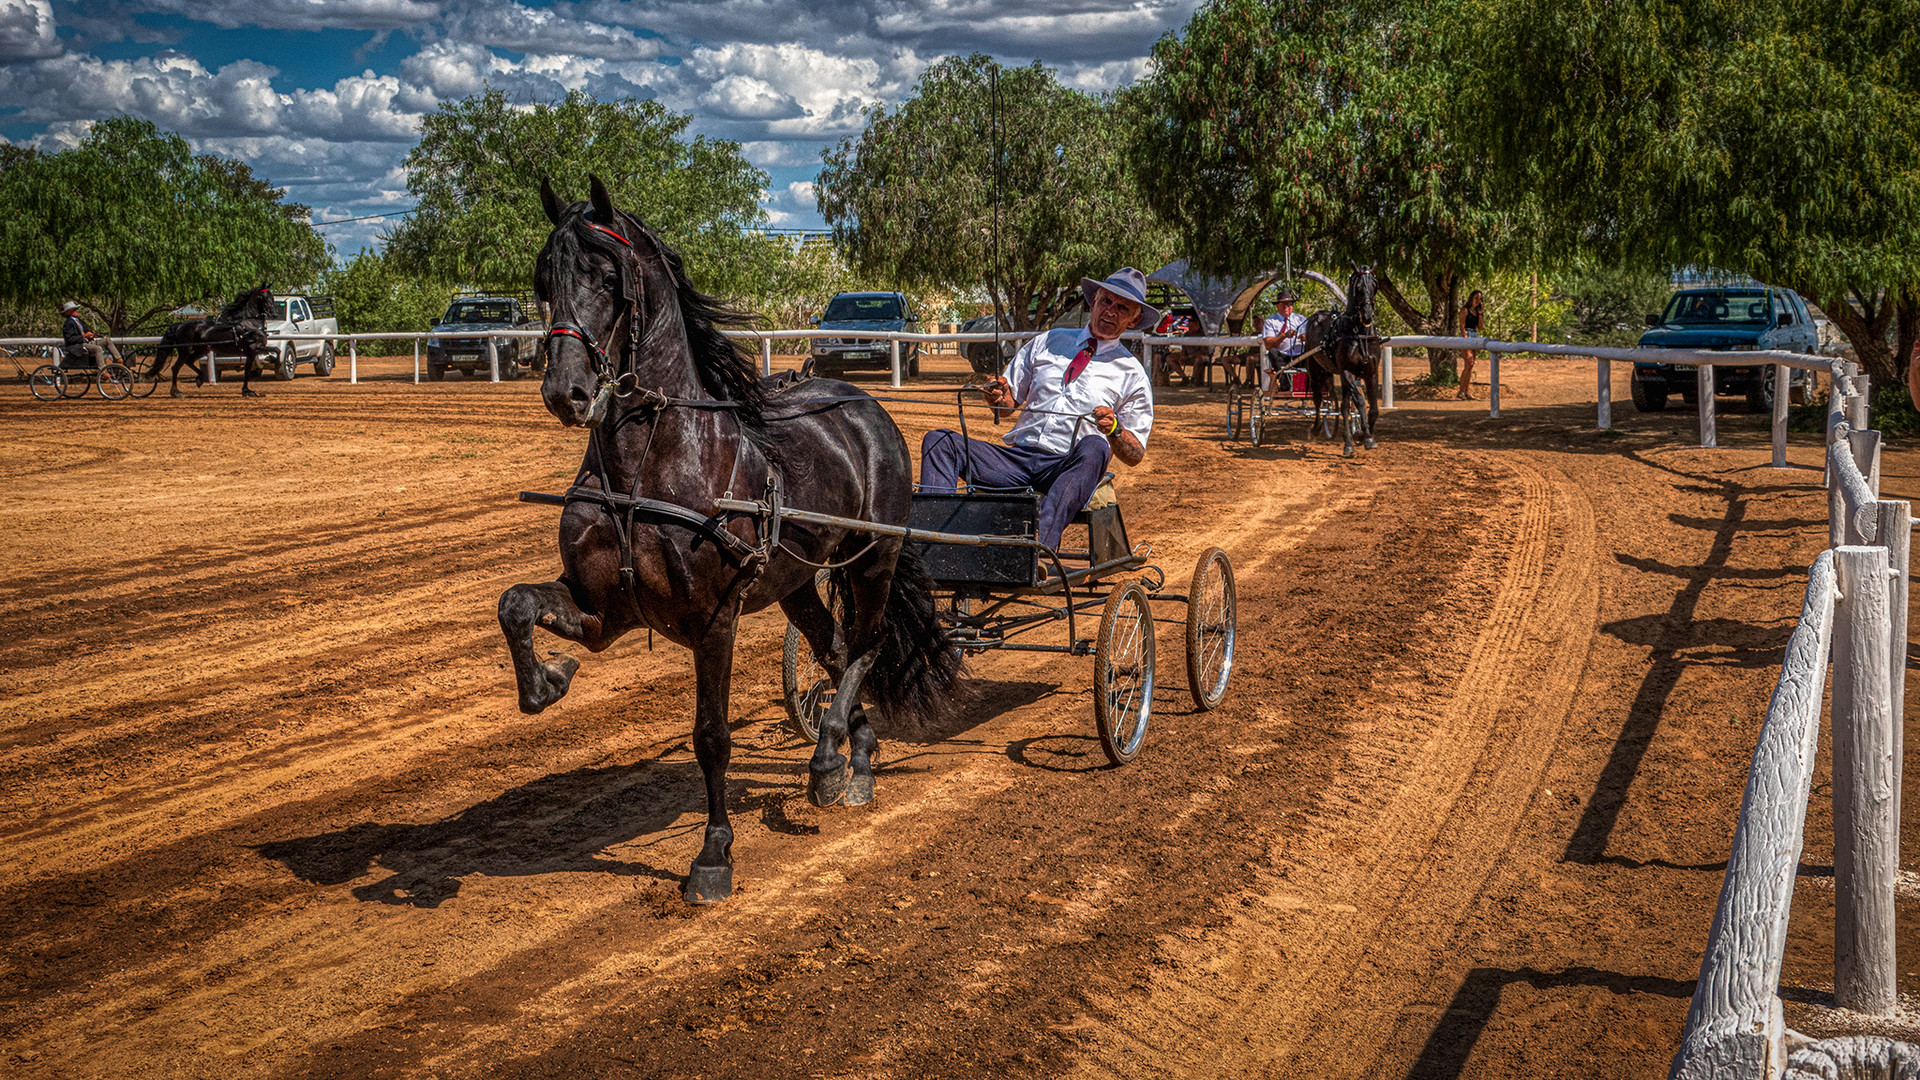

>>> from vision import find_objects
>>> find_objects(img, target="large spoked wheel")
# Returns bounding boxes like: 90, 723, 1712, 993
97, 363, 133, 400
781, 623, 834, 743
1094, 580, 1156, 766
29, 365, 66, 401
1184, 547, 1237, 711
1226, 383, 1246, 441
1249, 391, 1266, 447
58, 367, 90, 398
128, 362, 158, 398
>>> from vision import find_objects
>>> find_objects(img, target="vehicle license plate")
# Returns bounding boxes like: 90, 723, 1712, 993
454, 354, 479, 362
845, 351, 872, 360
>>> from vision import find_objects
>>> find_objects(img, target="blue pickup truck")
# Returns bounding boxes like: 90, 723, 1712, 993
1631, 285, 1821, 412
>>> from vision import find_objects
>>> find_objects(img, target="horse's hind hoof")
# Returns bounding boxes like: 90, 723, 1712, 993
683, 863, 732, 904
169, 389, 183, 399
1364, 438, 1376, 450
844, 770, 875, 807
808, 761, 851, 807
242, 389, 261, 398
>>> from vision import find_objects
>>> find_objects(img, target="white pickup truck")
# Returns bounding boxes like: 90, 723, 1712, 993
266, 295, 339, 380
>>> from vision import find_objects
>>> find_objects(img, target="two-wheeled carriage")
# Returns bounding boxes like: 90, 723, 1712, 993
776, 480, 1237, 766
28, 348, 155, 401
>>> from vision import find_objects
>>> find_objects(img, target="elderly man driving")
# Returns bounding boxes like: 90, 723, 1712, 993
919, 267, 1157, 551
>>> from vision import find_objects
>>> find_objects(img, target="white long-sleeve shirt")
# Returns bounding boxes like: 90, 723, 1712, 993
1001, 329, 1153, 455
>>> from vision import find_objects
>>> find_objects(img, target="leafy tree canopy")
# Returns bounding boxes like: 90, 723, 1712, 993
1131, 0, 1531, 371
1443, 0, 1920, 383
816, 55, 1172, 331
316, 247, 459, 356
0, 116, 326, 335
384, 90, 770, 297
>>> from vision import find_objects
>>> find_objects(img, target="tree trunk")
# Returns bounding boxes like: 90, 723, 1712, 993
1376, 266, 1461, 379
1812, 285, 1903, 388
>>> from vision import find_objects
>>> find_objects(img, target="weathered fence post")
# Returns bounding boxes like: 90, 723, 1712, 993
1488, 348, 1501, 418
1832, 543, 1898, 1016
1697, 363, 1717, 448
1381, 346, 1394, 409
1849, 371, 1871, 432
487, 337, 500, 383
1875, 499, 1911, 835
890, 338, 902, 388
1771, 363, 1790, 468
1598, 358, 1613, 430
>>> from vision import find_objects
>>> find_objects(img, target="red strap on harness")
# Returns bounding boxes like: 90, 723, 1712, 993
586, 222, 631, 246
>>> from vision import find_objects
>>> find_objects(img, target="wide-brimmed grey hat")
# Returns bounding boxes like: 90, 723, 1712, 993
1079, 267, 1160, 331
60, 300, 79, 313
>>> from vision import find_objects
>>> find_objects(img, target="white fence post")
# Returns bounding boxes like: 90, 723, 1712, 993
1771, 363, 1790, 468
1381, 346, 1394, 409
1875, 499, 1911, 835
1849, 372, 1871, 432
890, 338, 902, 388
413, 338, 420, 384
488, 337, 500, 383
348, 338, 358, 385
1832, 543, 1898, 1016
1598, 358, 1612, 430
761, 337, 772, 377
1488, 348, 1501, 418
1697, 363, 1717, 448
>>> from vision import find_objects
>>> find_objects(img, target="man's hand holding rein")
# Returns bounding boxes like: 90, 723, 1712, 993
1091, 405, 1144, 466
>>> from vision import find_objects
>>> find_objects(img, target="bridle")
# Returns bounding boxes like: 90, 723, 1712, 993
542, 216, 691, 426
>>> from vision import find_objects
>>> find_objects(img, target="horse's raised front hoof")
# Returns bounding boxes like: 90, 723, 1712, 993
844, 769, 876, 807
1364, 436, 1377, 450
808, 760, 850, 807
683, 862, 732, 904
517, 654, 580, 714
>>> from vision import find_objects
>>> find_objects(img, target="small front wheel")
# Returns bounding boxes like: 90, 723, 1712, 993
1094, 580, 1156, 766
1184, 547, 1237, 711
1226, 383, 1245, 441
29, 365, 66, 401
782, 623, 834, 742
97, 363, 133, 400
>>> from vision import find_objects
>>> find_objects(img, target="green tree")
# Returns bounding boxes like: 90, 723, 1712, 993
816, 55, 1171, 332
1131, 0, 1529, 376
0, 116, 326, 335
384, 90, 770, 296
316, 248, 458, 356
1444, 0, 1920, 386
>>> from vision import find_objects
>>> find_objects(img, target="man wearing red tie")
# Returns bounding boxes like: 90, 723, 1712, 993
919, 267, 1157, 550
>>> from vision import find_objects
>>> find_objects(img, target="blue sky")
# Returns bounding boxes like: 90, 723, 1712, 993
1, 0, 1197, 258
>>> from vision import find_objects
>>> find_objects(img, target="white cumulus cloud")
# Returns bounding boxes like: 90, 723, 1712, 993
0, 0, 60, 61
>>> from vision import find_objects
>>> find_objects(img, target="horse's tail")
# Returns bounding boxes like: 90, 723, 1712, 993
842, 541, 967, 727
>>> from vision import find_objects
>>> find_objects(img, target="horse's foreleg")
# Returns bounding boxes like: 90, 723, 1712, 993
496, 579, 610, 714
684, 626, 739, 903
1363, 365, 1380, 450
241, 353, 260, 397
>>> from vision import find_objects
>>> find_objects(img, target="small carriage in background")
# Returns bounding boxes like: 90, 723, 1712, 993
27, 349, 154, 401
780, 478, 1237, 766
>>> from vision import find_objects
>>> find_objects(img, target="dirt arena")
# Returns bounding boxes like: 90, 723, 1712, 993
4, 351, 1917, 1079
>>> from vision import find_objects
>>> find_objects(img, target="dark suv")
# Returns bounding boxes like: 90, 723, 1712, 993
1631, 285, 1821, 412
427, 296, 542, 380
810, 292, 920, 377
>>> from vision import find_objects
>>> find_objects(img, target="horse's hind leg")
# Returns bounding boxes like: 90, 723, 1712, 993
684, 625, 739, 903
1362, 366, 1379, 450
779, 576, 845, 682
808, 549, 892, 808
497, 579, 608, 714
1340, 373, 1357, 458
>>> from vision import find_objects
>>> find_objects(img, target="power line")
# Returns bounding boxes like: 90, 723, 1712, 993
309, 208, 418, 228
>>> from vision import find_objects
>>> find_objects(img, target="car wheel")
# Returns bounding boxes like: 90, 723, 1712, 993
427, 363, 445, 381
275, 345, 298, 381
313, 349, 335, 377
1745, 369, 1774, 414
907, 345, 920, 377
1629, 371, 1668, 412
503, 357, 522, 380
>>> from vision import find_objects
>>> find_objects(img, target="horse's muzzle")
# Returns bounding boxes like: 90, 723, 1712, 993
543, 374, 609, 428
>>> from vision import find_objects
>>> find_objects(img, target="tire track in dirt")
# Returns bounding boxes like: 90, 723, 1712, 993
1065, 453, 1599, 1078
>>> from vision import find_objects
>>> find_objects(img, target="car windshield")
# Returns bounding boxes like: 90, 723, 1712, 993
1661, 291, 1770, 326
273, 300, 293, 320
822, 296, 901, 321
443, 301, 516, 324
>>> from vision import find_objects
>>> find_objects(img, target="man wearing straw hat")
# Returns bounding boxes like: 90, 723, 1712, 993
59, 300, 122, 370
919, 267, 1157, 551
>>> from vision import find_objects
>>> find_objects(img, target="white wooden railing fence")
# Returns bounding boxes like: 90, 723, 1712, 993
1670, 359, 1919, 1079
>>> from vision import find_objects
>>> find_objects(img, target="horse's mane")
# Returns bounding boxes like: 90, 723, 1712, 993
216, 287, 271, 325
568, 209, 765, 425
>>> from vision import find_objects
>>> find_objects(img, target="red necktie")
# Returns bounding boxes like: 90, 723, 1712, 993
1064, 340, 1095, 384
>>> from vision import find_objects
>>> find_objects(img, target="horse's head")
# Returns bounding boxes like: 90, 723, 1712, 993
534, 175, 664, 428
1346, 263, 1377, 332
220, 282, 275, 325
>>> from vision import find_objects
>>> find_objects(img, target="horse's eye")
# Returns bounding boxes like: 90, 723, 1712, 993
604, 274, 619, 291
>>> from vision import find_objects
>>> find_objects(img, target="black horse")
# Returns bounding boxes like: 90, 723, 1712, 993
498, 176, 963, 904
148, 284, 275, 398
1302, 265, 1382, 457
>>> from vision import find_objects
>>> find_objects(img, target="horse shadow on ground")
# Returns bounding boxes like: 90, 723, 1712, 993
256, 752, 711, 909
1406, 965, 1695, 1079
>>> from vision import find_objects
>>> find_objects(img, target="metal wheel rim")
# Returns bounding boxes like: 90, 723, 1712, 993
97, 364, 132, 400
129, 366, 157, 398
1097, 583, 1155, 764
58, 368, 88, 398
1186, 550, 1236, 709
29, 366, 65, 401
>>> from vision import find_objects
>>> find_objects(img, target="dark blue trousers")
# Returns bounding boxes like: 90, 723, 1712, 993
919, 430, 1112, 550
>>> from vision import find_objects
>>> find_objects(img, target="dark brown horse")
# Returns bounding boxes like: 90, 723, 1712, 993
148, 284, 275, 398
1302, 265, 1382, 456
498, 176, 963, 904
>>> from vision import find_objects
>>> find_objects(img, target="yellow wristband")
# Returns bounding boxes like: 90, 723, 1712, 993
1104, 416, 1122, 438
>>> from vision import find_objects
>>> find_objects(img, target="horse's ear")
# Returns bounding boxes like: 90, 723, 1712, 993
588, 174, 616, 224
539, 177, 565, 225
